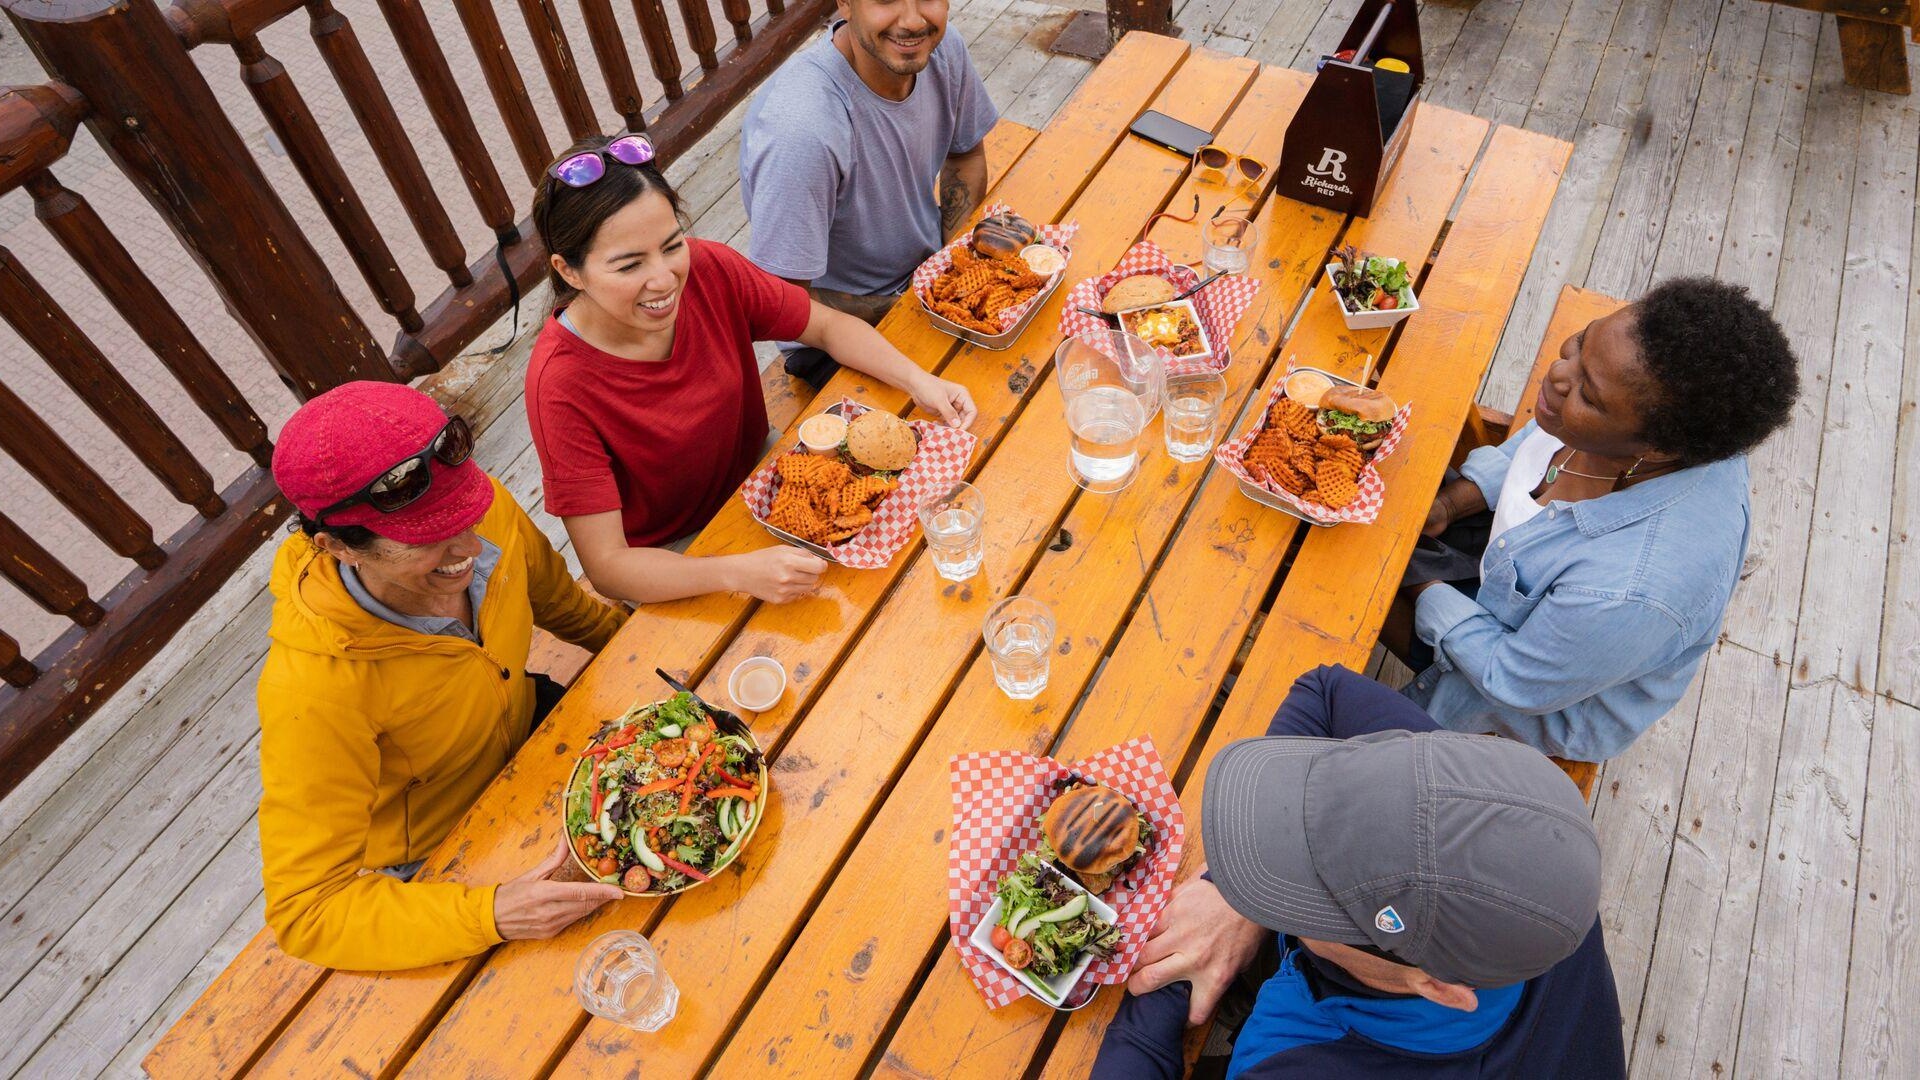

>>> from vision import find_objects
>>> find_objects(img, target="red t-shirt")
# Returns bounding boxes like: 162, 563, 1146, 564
524, 239, 811, 547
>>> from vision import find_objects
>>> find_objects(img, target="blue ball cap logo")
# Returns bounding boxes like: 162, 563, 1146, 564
1374, 905, 1406, 934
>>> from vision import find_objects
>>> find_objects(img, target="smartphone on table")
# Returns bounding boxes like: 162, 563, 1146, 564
1128, 110, 1214, 160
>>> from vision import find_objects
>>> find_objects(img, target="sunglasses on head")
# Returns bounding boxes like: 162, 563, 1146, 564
316, 416, 474, 524
549, 134, 657, 188
1194, 145, 1269, 194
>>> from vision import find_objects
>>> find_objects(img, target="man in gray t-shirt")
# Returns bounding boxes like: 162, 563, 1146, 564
741, 1, 997, 387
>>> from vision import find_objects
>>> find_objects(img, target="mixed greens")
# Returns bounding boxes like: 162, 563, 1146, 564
564, 692, 764, 894
987, 853, 1123, 993
1330, 245, 1415, 313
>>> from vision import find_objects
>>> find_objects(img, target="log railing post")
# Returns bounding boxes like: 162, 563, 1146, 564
3, 0, 391, 398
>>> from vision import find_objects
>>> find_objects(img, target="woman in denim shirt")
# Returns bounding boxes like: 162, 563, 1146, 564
1404, 278, 1798, 761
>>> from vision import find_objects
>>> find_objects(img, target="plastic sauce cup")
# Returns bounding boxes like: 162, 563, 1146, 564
797, 412, 848, 454
728, 656, 787, 712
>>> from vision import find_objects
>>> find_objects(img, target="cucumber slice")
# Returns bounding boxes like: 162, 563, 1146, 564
658, 723, 683, 738
633, 840, 666, 874
1035, 895, 1088, 924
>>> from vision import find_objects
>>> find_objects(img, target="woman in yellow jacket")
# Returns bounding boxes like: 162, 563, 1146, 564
261, 381, 627, 970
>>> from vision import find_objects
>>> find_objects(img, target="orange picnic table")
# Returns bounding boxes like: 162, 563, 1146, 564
147, 35, 1569, 1080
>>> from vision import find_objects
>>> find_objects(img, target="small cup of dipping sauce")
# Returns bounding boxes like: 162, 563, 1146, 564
728, 656, 787, 712
797, 412, 848, 454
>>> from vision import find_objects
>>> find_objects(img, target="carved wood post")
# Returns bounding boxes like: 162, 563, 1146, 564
3, 0, 392, 398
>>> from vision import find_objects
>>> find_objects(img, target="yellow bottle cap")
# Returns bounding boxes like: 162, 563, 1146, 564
1374, 58, 1411, 73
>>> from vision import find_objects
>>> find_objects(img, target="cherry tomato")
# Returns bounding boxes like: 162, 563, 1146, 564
989, 925, 1013, 951
685, 723, 714, 744
572, 834, 595, 861
621, 865, 653, 892
1001, 937, 1034, 970
1377, 294, 1399, 310
596, 856, 619, 877
652, 738, 690, 768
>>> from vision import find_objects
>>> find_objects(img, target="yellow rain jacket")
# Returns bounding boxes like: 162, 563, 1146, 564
258, 478, 626, 970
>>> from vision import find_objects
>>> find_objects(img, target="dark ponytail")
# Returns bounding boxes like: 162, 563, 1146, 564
533, 134, 685, 303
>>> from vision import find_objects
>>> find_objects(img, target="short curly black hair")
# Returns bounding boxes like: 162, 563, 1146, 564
1627, 277, 1798, 466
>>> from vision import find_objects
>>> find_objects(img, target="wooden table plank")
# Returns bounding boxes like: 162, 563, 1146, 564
688, 51, 1282, 1080
877, 102, 1493, 1080
1035, 123, 1573, 1080
386, 37, 1206, 1080
235, 34, 1194, 1080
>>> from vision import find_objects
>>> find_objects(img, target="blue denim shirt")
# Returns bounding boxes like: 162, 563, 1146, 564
1404, 422, 1749, 761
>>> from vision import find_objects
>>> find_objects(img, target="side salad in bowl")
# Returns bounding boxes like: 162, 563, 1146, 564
564, 691, 767, 895
970, 852, 1123, 1005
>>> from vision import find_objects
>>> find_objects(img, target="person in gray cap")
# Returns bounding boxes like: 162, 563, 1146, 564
1092, 664, 1626, 1079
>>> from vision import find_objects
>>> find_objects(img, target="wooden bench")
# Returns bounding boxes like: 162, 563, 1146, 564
1757, 0, 1916, 94
1447, 284, 1628, 802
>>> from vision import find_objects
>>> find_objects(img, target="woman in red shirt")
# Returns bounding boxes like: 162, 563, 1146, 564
525, 134, 976, 604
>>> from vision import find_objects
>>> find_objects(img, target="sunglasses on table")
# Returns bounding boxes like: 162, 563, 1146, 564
315, 416, 474, 524
549, 134, 657, 188
1194, 145, 1269, 194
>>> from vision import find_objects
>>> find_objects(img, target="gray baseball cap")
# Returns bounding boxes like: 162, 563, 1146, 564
1203, 729, 1600, 988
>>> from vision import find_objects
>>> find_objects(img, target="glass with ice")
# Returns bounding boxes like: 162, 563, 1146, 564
1053, 330, 1162, 493
919, 481, 986, 581
575, 930, 679, 1032
983, 595, 1054, 699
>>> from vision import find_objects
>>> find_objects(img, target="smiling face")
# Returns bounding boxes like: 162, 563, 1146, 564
319, 528, 483, 612
549, 188, 690, 339
1533, 305, 1665, 460
839, 0, 947, 77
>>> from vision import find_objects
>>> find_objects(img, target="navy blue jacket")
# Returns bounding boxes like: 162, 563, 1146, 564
1090, 665, 1626, 1079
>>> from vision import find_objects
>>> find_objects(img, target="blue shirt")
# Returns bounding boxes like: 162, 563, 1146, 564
339, 539, 500, 644
739, 22, 998, 298
1406, 422, 1750, 762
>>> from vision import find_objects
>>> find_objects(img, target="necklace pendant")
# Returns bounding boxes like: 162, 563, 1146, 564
1545, 464, 1559, 483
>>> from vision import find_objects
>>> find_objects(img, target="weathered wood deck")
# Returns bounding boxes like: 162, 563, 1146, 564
0, 1, 1913, 1077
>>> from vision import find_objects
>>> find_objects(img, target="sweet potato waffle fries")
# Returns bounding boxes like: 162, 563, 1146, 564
764, 453, 899, 545
927, 245, 1052, 333
1242, 398, 1366, 510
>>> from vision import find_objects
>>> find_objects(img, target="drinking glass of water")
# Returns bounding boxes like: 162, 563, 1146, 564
576, 930, 679, 1032
919, 481, 986, 581
1203, 214, 1257, 275
983, 595, 1054, 700
1162, 370, 1228, 462
1053, 331, 1160, 494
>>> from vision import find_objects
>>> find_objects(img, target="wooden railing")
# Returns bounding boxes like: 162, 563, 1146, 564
0, 0, 833, 794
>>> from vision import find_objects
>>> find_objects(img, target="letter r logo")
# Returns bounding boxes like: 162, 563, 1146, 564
1307, 147, 1348, 182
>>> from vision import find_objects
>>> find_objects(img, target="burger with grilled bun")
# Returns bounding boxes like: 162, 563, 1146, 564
1316, 385, 1397, 452
1040, 782, 1153, 894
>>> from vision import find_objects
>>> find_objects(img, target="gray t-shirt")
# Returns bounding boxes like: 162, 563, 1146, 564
740, 23, 997, 298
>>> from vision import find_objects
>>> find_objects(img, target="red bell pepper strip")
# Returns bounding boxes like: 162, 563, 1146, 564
679, 743, 718, 815
657, 853, 709, 882
578, 744, 610, 759
715, 767, 756, 789
588, 758, 604, 819
703, 787, 757, 801
630, 776, 681, 798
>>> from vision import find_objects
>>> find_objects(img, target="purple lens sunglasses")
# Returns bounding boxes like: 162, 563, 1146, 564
549, 134, 656, 187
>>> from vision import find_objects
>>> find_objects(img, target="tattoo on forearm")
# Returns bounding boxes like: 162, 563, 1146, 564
940, 171, 973, 237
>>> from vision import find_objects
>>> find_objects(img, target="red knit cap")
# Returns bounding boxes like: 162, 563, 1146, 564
272, 381, 493, 545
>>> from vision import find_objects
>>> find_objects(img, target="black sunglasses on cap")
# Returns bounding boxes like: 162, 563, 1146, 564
315, 416, 474, 524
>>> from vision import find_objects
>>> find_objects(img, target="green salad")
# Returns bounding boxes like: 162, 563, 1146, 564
987, 853, 1123, 987
1330, 244, 1415, 313
564, 692, 764, 894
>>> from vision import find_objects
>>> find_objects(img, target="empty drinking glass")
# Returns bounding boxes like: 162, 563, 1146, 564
919, 482, 986, 581
1054, 330, 1161, 494
1203, 214, 1257, 275
576, 930, 679, 1032
983, 595, 1054, 700
1163, 370, 1229, 462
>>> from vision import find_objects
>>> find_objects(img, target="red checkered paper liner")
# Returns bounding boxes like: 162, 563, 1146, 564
1214, 371, 1415, 525
911, 202, 1078, 333
1057, 240, 1261, 373
947, 737, 1184, 1008
740, 398, 976, 569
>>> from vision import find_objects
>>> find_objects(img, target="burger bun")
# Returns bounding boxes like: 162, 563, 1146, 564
844, 410, 917, 472
1102, 274, 1178, 315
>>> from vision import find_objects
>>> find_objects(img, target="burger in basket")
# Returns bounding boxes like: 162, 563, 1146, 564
766, 409, 919, 547
924, 212, 1059, 334
1241, 372, 1400, 511
1038, 781, 1154, 894
1315, 385, 1397, 453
